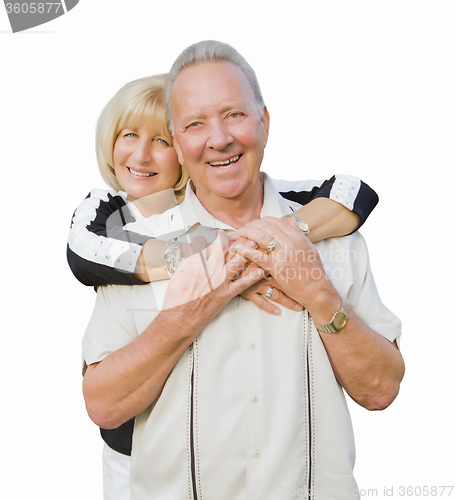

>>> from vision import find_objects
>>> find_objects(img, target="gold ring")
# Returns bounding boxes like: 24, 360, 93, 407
267, 239, 277, 252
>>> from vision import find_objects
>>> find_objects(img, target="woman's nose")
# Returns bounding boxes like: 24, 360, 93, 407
133, 141, 153, 163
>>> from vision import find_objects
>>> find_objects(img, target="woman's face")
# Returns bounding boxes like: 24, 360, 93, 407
113, 122, 181, 202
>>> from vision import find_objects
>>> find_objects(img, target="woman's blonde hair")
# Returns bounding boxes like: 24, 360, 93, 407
96, 74, 189, 201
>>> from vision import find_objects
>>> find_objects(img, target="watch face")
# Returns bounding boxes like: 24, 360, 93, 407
333, 311, 348, 330
297, 221, 309, 234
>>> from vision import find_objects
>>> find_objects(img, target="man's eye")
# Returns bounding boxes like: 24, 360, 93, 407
229, 113, 243, 119
188, 122, 201, 128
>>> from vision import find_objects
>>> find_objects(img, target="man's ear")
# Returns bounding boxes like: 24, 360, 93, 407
261, 106, 270, 146
172, 135, 185, 166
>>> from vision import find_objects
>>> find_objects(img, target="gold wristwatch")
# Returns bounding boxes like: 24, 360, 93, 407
314, 301, 349, 333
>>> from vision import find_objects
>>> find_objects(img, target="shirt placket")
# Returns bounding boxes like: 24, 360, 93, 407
240, 298, 267, 489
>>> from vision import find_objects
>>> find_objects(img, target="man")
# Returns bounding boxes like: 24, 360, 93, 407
83, 41, 404, 499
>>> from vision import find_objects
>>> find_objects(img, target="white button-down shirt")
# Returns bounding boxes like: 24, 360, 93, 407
83, 174, 401, 500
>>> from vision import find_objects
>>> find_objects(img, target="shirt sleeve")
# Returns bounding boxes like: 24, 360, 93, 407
67, 189, 150, 287
273, 174, 379, 229
82, 284, 139, 366
318, 233, 402, 345
347, 233, 402, 345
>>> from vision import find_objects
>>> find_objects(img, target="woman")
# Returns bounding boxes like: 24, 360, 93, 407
68, 74, 379, 499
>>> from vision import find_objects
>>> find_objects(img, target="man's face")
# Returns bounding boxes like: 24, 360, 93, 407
171, 61, 270, 206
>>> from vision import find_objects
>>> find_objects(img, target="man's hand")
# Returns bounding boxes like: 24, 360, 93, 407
163, 231, 265, 318
233, 216, 405, 411
234, 217, 341, 324
228, 233, 303, 315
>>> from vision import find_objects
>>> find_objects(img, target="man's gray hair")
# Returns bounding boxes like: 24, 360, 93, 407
164, 40, 265, 134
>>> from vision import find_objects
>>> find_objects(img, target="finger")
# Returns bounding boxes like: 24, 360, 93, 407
247, 277, 304, 312
282, 215, 299, 230
225, 252, 251, 280
241, 217, 279, 231
233, 243, 273, 274
238, 225, 276, 251
241, 289, 282, 315
227, 234, 254, 262
229, 266, 265, 296
261, 216, 298, 233
228, 234, 257, 248
240, 217, 283, 237
228, 233, 242, 243
242, 216, 304, 243
265, 287, 303, 312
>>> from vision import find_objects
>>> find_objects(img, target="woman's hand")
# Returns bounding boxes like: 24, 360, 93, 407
163, 231, 264, 320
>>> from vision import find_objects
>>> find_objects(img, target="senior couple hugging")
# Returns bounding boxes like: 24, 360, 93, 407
67, 40, 404, 500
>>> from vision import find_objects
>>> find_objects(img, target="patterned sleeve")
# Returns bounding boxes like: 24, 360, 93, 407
273, 174, 379, 228
67, 189, 150, 287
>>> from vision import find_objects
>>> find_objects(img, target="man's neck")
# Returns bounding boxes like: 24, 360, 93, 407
192, 181, 264, 230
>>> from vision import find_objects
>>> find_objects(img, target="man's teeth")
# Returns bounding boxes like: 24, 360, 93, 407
128, 168, 156, 177
209, 155, 240, 167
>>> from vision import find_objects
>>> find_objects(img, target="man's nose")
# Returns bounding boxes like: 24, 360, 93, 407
206, 122, 234, 150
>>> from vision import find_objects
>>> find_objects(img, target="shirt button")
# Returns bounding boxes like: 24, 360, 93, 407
253, 450, 261, 458
251, 395, 259, 403
248, 342, 257, 349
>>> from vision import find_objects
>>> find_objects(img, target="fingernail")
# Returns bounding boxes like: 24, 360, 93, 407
295, 305, 303, 311
274, 309, 281, 315
248, 240, 257, 248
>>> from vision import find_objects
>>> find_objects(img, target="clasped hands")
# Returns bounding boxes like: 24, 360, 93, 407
232, 216, 334, 315
163, 216, 338, 317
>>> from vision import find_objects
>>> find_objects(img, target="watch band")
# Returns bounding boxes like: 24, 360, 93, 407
314, 301, 349, 333
282, 213, 310, 237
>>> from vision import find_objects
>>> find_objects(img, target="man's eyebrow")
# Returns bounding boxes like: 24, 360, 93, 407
219, 101, 247, 112
180, 113, 204, 124
180, 102, 247, 124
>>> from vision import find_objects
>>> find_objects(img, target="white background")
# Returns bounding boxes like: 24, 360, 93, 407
1, 1, 454, 499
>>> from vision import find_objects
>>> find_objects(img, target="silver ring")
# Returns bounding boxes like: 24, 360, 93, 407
265, 286, 274, 299
267, 239, 277, 252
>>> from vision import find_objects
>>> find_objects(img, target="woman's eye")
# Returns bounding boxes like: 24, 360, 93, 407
124, 132, 138, 138
157, 138, 170, 146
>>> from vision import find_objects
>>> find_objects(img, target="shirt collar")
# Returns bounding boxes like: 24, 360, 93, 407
124, 172, 297, 240
260, 172, 297, 218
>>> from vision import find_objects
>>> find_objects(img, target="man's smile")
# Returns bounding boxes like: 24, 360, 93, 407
207, 154, 242, 168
